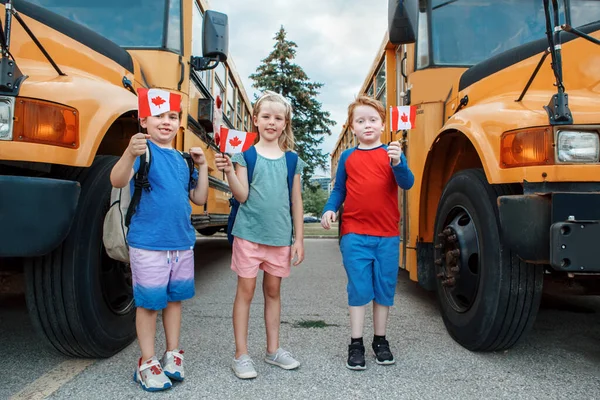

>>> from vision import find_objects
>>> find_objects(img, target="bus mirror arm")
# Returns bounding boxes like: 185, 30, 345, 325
190, 56, 220, 72
541, 0, 572, 125
561, 24, 600, 46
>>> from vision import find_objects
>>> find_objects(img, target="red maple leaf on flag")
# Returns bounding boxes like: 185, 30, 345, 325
151, 96, 166, 107
229, 136, 242, 147
401, 113, 409, 123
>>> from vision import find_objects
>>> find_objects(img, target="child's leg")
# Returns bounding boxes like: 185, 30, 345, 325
349, 305, 367, 339
163, 301, 182, 351
373, 302, 389, 336
370, 236, 400, 365
137, 307, 159, 361
263, 272, 282, 354
233, 276, 257, 358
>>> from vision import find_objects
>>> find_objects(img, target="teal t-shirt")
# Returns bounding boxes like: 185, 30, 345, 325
231, 151, 306, 246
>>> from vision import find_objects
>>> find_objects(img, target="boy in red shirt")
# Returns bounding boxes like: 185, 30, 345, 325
321, 96, 414, 370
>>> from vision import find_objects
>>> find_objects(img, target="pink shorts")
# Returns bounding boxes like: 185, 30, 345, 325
231, 237, 292, 278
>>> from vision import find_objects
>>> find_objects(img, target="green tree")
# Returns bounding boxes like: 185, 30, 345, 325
302, 182, 329, 216
250, 26, 335, 183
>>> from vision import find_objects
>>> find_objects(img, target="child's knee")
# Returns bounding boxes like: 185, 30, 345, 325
263, 283, 280, 300
237, 279, 256, 300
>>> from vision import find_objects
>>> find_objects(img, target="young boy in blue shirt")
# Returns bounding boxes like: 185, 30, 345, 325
110, 89, 208, 391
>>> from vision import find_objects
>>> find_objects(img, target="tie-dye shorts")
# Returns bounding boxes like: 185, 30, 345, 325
129, 246, 195, 310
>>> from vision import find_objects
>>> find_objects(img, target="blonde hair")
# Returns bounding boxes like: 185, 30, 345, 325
346, 95, 386, 128
252, 90, 295, 151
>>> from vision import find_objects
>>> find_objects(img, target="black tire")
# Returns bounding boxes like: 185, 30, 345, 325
25, 156, 136, 358
433, 169, 543, 351
197, 227, 219, 236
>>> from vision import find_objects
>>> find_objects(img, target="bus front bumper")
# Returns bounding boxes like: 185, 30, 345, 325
498, 192, 600, 271
0, 176, 80, 257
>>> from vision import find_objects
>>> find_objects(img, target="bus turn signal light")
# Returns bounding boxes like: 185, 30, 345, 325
13, 98, 79, 148
500, 127, 553, 168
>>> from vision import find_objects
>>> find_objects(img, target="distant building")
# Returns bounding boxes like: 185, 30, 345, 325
310, 176, 331, 193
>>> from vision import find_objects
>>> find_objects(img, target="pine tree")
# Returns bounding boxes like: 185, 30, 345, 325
250, 26, 335, 183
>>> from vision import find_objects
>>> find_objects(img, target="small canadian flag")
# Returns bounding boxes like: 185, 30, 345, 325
219, 126, 257, 154
137, 88, 181, 118
390, 105, 417, 131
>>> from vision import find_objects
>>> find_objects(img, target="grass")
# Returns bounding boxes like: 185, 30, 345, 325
292, 319, 339, 328
304, 222, 338, 238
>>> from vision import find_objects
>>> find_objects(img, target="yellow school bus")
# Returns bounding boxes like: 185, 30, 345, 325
0, 0, 252, 357
332, 0, 600, 351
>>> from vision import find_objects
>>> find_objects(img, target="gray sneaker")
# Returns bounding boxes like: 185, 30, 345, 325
232, 354, 258, 379
265, 348, 300, 370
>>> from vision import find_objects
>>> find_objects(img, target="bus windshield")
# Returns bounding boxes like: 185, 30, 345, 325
430, 0, 600, 66
26, 0, 181, 51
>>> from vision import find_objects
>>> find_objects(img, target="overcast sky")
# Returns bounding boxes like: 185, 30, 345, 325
211, 1, 388, 176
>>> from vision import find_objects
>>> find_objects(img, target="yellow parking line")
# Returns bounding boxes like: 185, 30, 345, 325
10, 359, 95, 400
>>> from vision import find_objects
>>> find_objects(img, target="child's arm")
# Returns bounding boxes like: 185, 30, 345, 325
320, 152, 349, 229
387, 141, 415, 190
189, 147, 209, 206
214, 153, 249, 202
290, 173, 304, 266
110, 133, 149, 188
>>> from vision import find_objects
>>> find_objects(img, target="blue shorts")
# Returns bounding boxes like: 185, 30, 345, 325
129, 247, 195, 310
339, 233, 400, 307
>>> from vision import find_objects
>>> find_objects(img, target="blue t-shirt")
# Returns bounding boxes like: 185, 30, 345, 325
127, 141, 199, 251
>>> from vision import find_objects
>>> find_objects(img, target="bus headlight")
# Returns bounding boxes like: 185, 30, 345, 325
0, 96, 15, 141
556, 130, 600, 163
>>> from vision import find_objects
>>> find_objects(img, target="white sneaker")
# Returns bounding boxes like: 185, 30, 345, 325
161, 349, 185, 381
232, 354, 258, 379
134, 356, 172, 392
264, 348, 300, 370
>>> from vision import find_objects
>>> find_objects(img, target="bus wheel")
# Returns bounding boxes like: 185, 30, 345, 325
25, 156, 136, 357
433, 169, 543, 351
197, 227, 219, 236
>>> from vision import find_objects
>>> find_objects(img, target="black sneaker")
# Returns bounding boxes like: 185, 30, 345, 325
346, 342, 366, 370
372, 339, 395, 365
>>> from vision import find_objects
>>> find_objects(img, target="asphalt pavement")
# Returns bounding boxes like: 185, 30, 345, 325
2, 238, 600, 399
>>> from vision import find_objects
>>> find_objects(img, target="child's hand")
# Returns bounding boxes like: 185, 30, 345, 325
127, 133, 150, 158
291, 240, 304, 266
189, 147, 206, 166
214, 153, 233, 173
387, 141, 402, 166
321, 210, 337, 230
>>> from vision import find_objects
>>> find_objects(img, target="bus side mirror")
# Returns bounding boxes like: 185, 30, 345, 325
388, 0, 419, 45
191, 10, 229, 71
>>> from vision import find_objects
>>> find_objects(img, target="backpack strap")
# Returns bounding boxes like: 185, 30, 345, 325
285, 151, 298, 203
125, 146, 152, 227
177, 150, 196, 191
285, 151, 299, 241
243, 146, 257, 184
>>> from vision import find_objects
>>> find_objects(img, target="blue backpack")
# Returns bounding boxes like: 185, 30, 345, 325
227, 146, 299, 245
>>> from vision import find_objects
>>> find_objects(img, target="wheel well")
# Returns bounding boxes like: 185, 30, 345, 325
419, 131, 483, 243
96, 111, 138, 157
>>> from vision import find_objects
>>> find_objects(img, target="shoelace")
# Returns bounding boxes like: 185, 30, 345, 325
274, 350, 293, 361
237, 358, 255, 367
